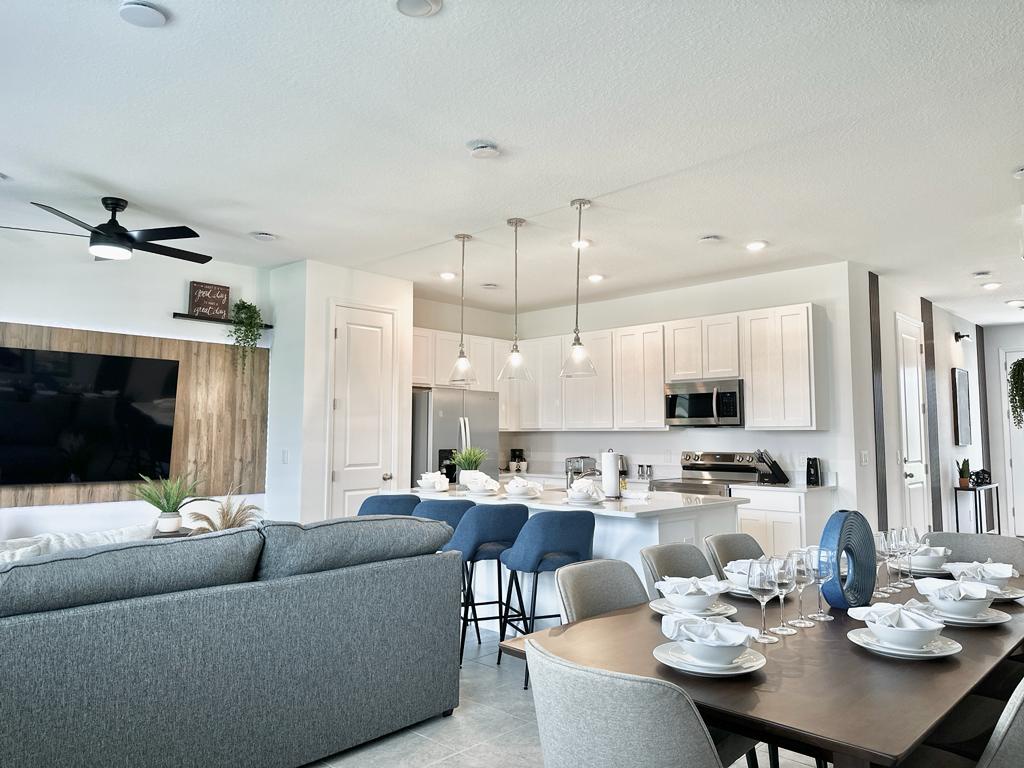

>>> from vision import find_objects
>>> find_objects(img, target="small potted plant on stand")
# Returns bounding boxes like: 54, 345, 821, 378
451, 447, 488, 489
134, 474, 205, 533
956, 459, 971, 489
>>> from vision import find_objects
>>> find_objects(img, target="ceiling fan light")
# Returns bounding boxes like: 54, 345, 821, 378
88, 232, 132, 260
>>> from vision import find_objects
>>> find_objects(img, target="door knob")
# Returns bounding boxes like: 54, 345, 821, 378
382, 473, 393, 482
904, 472, 915, 479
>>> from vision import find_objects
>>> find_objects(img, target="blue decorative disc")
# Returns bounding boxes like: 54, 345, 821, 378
818, 509, 876, 609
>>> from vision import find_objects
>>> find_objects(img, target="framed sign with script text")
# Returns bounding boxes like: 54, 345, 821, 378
188, 281, 230, 320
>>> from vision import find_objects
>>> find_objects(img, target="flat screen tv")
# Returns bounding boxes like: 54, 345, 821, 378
0, 347, 180, 486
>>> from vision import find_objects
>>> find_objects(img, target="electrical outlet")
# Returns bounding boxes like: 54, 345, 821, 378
797, 452, 808, 468
282, 449, 289, 465
859, 450, 869, 467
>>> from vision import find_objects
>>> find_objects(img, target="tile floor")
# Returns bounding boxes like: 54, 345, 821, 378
306, 629, 820, 768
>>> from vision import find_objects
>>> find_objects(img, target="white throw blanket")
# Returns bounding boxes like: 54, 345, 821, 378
662, 614, 759, 646
941, 561, 1018, 581
656, 575, 732, 598
848, 601, 945, 630
914, 577, 1001, 599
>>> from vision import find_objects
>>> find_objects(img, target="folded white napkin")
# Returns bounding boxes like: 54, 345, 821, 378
465, 473, 500, 492
656, 575, 732, 598
621, 489, 652, 501
569, 478, 602, 499
912, 545, 951, 558
848, 601, 945, 630
914, 577, 1001, 599
941, 561, 1019, 581
419, 472, 448, 491
724, 558, 760, 575
506, 476, 542, 494
662, 614, 759, 646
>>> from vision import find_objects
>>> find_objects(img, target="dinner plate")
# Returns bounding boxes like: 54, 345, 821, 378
505, 490, 540, 500
648, 598, 738, 619
847, 628, 962, 660
466, 489, 499, 497
992, 586, 1024, 602
417, 489, 450, 497
653, 643, 766, 677
909, 566, 953, 577
565, 498, 602, 506
726, 586, 757, 599
932, 607, 1012, 627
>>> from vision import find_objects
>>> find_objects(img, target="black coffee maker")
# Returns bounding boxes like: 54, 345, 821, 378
806, 457, 822, 487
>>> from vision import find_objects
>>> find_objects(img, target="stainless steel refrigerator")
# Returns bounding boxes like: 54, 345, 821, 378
411, 387, 500, 481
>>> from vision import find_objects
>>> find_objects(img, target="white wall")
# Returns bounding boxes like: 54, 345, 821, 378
414, 297, 512, 339
982, 323, 1024, 535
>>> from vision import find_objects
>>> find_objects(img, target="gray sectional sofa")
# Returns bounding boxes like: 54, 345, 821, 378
0, 515, 461, 768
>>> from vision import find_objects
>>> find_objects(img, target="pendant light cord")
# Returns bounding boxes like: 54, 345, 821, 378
574, 201, 583, 336
513, 221, 519, 343
459, 236, 466, 349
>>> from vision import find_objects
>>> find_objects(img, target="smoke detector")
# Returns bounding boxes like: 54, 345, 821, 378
467, 140, 500, 159
396, 0, 442, 17
119, 2, 167, 27
1014, 166, 1024, 180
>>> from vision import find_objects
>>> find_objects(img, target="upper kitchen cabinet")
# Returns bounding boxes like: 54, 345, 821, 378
412, 327, 435, 386
431, 330, 464, 387
562, 330, 614, 430
517, 336, 564, 430
664, 314, 739, 381
467, 335, 495, 392
613, 323, 666, 430
739, 303, 817, 430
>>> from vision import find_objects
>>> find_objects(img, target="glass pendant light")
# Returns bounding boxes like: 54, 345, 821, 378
560, 199, 598, 378
448, 233, 477, 386
497, 217, 533, 382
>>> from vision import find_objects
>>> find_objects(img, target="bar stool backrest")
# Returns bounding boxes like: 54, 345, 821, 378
442, 504, 529, 562
412, 499, 476, 531
357, 494, 421, 517
502, 511, 595, 573
526, 639, 724, 768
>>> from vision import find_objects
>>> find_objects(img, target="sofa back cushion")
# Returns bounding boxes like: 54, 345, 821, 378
0, 526, 263, 618
256, 515, 453, 580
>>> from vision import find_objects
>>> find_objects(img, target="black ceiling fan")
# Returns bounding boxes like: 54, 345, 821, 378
0, 197, 212, 264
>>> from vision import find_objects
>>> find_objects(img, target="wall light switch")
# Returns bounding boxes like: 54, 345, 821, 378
282, 449, 290, 465
859, 450, 869, 467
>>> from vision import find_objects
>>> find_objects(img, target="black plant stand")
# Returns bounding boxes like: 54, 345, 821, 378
953, 483, 1000, 535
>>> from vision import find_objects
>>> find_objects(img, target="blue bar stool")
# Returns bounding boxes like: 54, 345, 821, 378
498, 510, 596, 688
412, 499, 476, 531
442, 504, 529, 664
357, 494, 421, 517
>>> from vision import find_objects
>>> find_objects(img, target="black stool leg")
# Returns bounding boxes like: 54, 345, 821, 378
497, 566, 515, 665
459, 562, 472, 665
768, 745, 780, 768
524, 571, 539, 690
466, 561, 482, 645
814, 760, 827, 768
745, 749, 759, 768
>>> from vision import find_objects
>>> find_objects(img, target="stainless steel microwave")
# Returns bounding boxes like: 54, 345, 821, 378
664, 379, 744, 427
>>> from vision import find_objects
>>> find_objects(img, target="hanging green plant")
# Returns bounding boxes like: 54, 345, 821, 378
1010, 359, 1024, 428
228, 299, 263, 371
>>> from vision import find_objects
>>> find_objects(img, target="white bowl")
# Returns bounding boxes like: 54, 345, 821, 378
567, 491, 595, 502
676, 638, 748, 667
911, 554, 948, 570
979, 576, 1011, 589
866, 620, 942, 651
927, 594, 994, 618
506, 486, 534, 497
417, 478, 437, 488
725, 571, 749, 590
663, 592, 716, 612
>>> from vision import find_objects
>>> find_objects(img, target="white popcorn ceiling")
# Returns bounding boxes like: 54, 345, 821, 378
1, 1, 1023, 323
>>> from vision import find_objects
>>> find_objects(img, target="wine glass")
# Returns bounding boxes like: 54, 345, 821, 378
747, 559, 780, 644
893, 528, 913, 588
904, 526, 921, 582
873, 532, 898, 597
806, 546, 835, 622
769, 555, 798, 636
883, 531, 904, 591
787, 549, 816, 629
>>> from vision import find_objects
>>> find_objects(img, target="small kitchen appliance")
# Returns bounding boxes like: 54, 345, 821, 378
664, 379, 744, 427
565, 455, 597, 489
806, 457, 822, 487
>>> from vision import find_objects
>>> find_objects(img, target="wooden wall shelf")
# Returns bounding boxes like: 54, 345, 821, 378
172, 312, 274, 330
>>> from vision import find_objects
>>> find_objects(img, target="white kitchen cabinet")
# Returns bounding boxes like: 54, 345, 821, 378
468, 335, 495, 392
412, 327, 434, 386
431, 330, 464, 387
739, 303, 816, 430
664, 318, 703, 380
516, 339, 541, 430
497, 377, 518, 431
562, 330, 614, 430
738, 507, 769, 549
729, 485, 834, 555
702, 313, 740, 379
613, 324, 666, 430
537, 336, 565, 429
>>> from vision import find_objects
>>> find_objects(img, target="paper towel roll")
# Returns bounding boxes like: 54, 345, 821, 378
601, 451, 621, 498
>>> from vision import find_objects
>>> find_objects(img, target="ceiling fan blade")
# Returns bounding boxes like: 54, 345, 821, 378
30, 202, 99, 233
0, 224, 87, 238
133, 240, 212, 264
127, 226, 199, 242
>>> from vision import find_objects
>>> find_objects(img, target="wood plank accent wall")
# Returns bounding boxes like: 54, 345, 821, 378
0, 322, 269, 508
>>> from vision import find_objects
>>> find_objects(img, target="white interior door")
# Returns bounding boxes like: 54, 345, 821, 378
330, 305, 395, 517
1001, 349, 1024, 536
895, 314, 930, 531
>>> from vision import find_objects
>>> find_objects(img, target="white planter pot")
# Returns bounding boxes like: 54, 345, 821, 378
156, 515, 182, 533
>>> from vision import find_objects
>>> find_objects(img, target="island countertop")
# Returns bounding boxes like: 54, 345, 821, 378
408, 488, 746, 520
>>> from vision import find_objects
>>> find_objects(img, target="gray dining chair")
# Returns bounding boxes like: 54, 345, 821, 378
922, 532, 1024, 571
704, 533, 766, 579
555, 559, 649, 623
640, 542, 714, 593
526, 638, 758, 768
902, 674, 1024, 767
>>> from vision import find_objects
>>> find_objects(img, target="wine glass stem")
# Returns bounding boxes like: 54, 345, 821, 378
797, 586, 804, 619
779, 594, 786, 624
760, 601, 767, 635
816, 582, 824, 614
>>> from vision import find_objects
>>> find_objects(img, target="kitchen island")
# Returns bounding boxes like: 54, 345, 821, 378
409, 488, 747, 625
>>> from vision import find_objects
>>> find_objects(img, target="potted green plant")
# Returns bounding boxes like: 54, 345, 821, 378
189, 491, 261, 535
1010, 359, 1024, 428
227, 299, 263, 372
134, 473, 205, 533
451, 446, 488, 486
956, 459, 971, 489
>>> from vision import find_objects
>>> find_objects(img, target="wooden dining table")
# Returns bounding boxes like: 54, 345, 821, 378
499, 585, 1024, 768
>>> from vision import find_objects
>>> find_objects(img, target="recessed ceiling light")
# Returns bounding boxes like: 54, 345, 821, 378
1006, 299, 1024, 308
745, 240, 769, 252
972, 270, 992, 278
439, 271, 456, 281
248, 231, 278, 242
1014, 166, 1024, 180
119, 1, 167, 27
982, 282, 1002, 291
699, 235, 722, 243
466, 140, 500, 159
572, 239, 591, 249
480, 282, 499, 290
587, 274, 604, 283
396, 0, 442, 17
